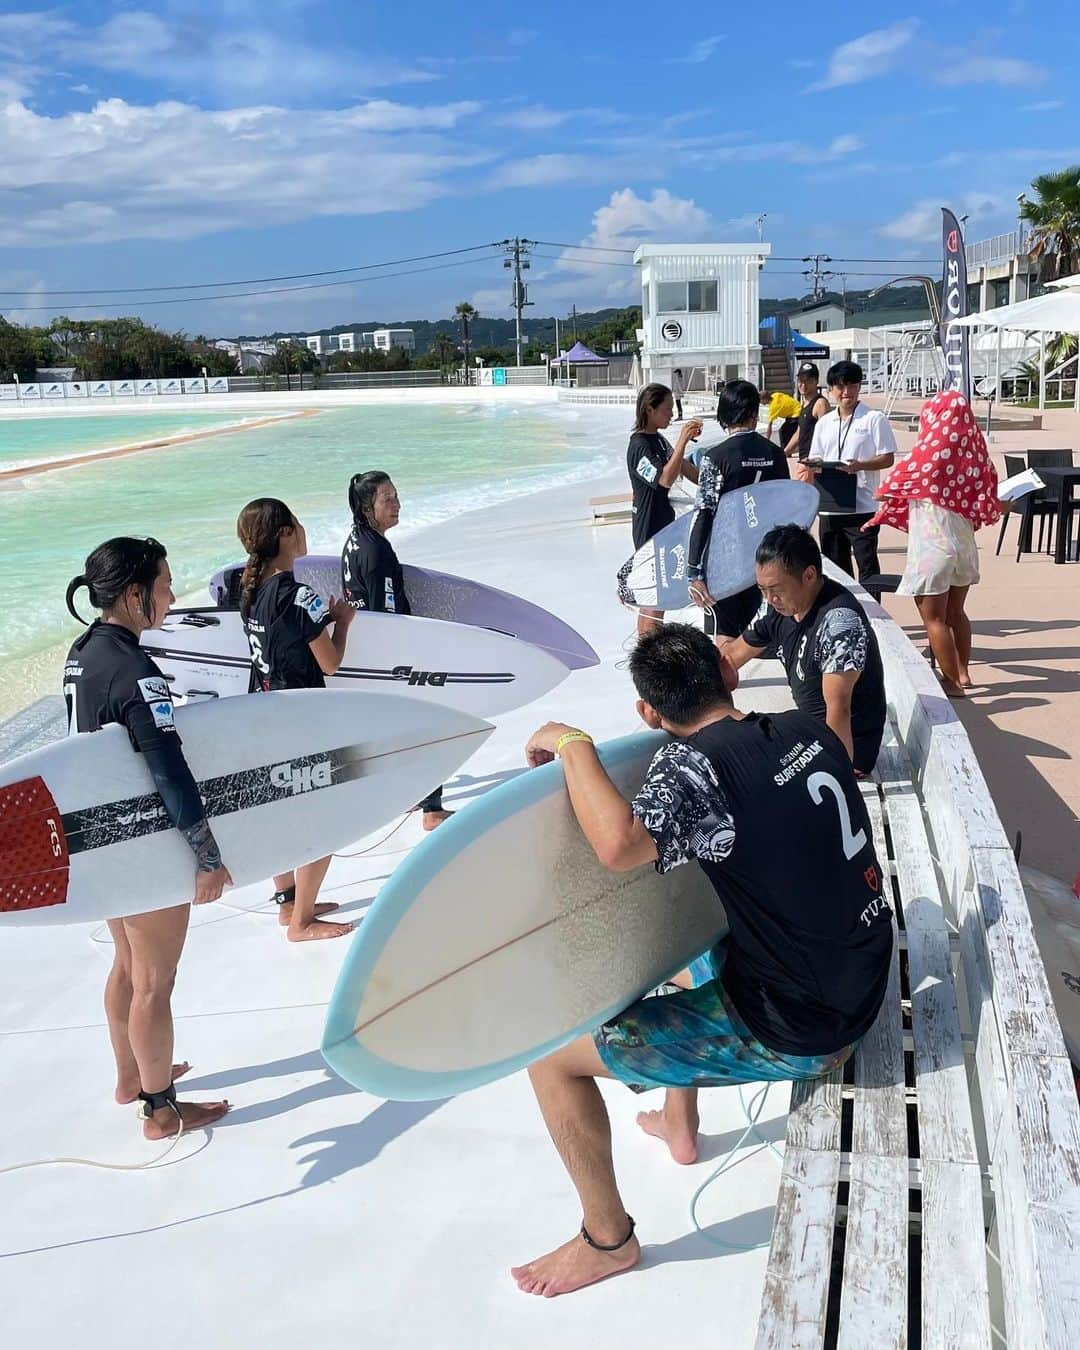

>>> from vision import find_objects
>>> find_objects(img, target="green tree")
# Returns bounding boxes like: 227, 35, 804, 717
0, 318, 44, 380
268, 341, 318, 376
455, 302, 477, 382
1022, 166, 1080, 282
416, 332, 459, 374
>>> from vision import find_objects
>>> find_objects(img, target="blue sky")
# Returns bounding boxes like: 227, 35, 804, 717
1, 0, 1077, 336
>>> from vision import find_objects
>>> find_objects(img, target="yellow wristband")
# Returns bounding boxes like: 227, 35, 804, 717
555, 731, 594, 756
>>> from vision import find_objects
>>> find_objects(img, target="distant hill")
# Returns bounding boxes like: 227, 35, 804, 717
235, 309, 639, 353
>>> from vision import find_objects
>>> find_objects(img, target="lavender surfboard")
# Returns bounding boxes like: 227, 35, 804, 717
617, 479, 820, 611
209, 560, 598, 672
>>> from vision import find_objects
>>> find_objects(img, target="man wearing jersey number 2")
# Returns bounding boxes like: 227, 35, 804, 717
509, 624, 892, 1298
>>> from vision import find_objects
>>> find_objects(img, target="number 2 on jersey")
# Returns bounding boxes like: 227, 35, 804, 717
807, 771, 867, 860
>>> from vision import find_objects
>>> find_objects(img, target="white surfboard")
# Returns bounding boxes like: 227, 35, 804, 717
141, 607, 573, 719
209, 559, 599, 672
321, 731, 726, 1100
0, 690, 492, 927
1023, 865, 1080, 1070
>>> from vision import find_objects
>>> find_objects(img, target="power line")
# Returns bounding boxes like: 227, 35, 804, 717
0, 244, 503, 299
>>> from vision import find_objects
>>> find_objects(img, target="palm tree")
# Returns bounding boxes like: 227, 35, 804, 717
455, 302, 477, 384
429, 332, 458, 376
1021, 166, 1080, 282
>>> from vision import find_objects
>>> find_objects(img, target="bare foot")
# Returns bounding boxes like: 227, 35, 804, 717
939, 677, 966, 699
286, 918, 354, 942
115, 1061, 190, 1105
143, 1097, 229, 1140
959, 674, 974, 688
511, 1230, 640, 1297
277, 900, 340, 927
636, 1106, 699, 1164
422, 809, 454, 831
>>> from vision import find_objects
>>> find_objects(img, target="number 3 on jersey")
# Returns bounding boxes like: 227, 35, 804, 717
807, 770, 867, 861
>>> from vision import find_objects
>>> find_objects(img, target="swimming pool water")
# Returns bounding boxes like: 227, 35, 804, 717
0, 411, 258, 468
0, 402, 619, 717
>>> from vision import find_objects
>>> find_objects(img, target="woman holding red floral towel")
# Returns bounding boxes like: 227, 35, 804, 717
865, 390, 1000, 698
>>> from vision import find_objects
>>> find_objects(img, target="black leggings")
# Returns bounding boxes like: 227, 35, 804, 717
820, 513, 880, 583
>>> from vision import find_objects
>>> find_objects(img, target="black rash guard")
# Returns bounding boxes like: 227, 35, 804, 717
63, 621, 219, 867
797, 392, 831, 460
686, 430, 789, 580
631, 710, 892, 1055
340, 522, 411, 614
244, 571, 331, 692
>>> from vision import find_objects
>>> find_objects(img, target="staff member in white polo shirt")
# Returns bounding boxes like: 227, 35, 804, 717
809, 360, 898, 582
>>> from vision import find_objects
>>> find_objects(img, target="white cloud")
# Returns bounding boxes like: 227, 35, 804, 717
0, 96, 491, 246
486, 154, 604, 189
673, 35, 724, 64
494, 104, 623, 132
880, 193, 1008, 242
934, 56, 1046, 87
1022, 99, 1064, 111
342, 100, 481, 131
828, 134, 863, 155
546, 188, 713, 303
0, 10, 437, 101
808, 21, 919, 92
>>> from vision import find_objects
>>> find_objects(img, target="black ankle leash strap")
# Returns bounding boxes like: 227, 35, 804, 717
136, 1084, 178, 1119
580, 1214, 635, 1252
272, 885, 297, 906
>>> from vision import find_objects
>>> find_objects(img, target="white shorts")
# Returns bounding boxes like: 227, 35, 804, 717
898, 500, 980, 597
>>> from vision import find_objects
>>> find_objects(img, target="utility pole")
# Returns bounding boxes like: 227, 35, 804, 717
755, 213, 767, 242
501, 237, 535, 367
571, 305, 578, 341
801, 254, 834, 301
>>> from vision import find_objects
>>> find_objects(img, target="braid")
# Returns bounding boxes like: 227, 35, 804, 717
238, 554, 266, 622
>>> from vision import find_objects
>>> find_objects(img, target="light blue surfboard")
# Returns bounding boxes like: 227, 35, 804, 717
618, 478, 820, 611
321, 731, 725, 1100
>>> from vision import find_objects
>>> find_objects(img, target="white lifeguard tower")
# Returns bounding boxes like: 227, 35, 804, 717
633, 242, 771, 392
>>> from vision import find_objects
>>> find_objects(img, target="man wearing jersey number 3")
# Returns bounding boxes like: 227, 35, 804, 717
510, 624, 892, 1298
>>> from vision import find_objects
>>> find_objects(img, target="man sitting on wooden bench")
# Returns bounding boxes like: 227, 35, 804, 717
513, 624, 893, 1298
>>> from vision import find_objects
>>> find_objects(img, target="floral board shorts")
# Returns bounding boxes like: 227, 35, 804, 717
593, 939, 855, 1094
897, 500, 980, 597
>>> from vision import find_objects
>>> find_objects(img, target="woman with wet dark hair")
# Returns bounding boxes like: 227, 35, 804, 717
237, 497, 356, 939
64, 537, 231, 1139
341, 472, 451, 829
625, 384, 702, 636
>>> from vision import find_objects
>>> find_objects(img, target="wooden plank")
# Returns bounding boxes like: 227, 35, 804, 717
951, 873, 1010, 1153
786, 1068, 842, 1152
880, 747, 978, 1167
992, 1053, 1080, 1350
836, 1153, 909, 1350
756, 1146, 841, 1350
920, 1159, 993, 1348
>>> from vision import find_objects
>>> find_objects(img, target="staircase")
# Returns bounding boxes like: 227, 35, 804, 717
761, 345, 792, 395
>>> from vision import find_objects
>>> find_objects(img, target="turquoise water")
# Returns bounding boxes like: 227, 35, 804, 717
0, 403, 616, 714
0, 411, 257, 468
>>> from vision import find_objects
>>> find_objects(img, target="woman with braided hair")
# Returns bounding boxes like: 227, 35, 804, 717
237, 497, 356, 941
64, 537, 231, 1137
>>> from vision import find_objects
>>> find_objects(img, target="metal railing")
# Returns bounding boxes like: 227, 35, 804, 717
965, 230, 1028, 269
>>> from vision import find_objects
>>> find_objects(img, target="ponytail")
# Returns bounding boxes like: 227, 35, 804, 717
65, 538, 167, 627
347, 470, 391, 529
634, 383, 671, 432
236, 498, 296, 621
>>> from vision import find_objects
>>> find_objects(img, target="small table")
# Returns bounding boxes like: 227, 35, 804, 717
1032, 466, 1080, 563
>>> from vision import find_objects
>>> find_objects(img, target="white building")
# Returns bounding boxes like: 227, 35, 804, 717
966, 228, 1033, 310
634, 243, 770, 388
787, 299, 849, 334
305, 328, 415, 357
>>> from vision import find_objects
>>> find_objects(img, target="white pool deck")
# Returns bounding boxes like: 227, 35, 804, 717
0, 458, 800, 1348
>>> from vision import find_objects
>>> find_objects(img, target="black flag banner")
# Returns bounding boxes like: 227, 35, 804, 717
940, 208, 971, 400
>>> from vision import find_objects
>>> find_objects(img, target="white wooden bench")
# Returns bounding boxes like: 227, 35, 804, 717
756, 592, 1080, 1348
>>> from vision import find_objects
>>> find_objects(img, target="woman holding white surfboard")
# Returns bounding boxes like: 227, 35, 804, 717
64, 538, 231, 1139
340, 471, 451, 830
237, 498, 356, 942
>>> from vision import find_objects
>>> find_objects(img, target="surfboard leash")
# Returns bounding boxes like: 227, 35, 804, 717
688, 1082, 782, 1252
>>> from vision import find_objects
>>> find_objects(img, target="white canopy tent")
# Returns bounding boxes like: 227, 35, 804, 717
956, 286, 1080, 411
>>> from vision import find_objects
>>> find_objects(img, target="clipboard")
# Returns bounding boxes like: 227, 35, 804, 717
812, 464, 857, 513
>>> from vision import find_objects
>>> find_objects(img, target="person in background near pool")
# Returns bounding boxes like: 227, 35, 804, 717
764, 390, 802, 451
864, 389, 1000, 698
671, 368, 686, 421
341, 471, 451, 829
511, 624, 891, 1297
808, 360, 897, 581
686, 379, 789, 639
624, 384, 703, 637
720, 524, 885, 776
792, 362, 831, 462
238, 498, 355, 941
64, 538, 231, 1138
